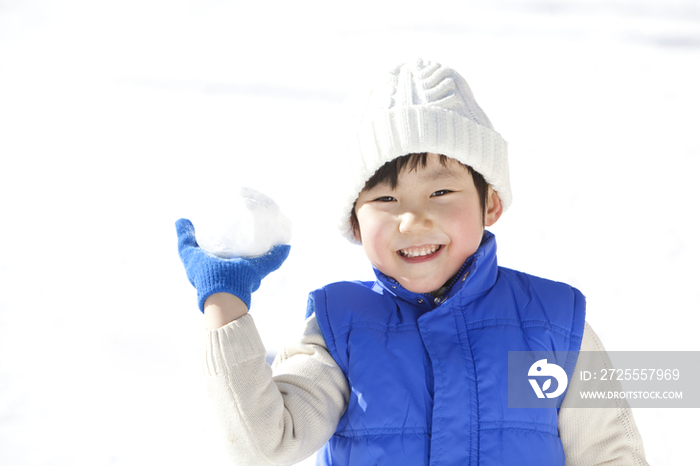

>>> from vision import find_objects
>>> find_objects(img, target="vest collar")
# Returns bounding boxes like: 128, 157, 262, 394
372, 230, 499, 310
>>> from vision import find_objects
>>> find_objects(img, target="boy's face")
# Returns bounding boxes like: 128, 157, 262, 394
354, 153, 502, 294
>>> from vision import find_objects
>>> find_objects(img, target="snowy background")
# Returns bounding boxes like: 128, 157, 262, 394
1, 0, 698, 464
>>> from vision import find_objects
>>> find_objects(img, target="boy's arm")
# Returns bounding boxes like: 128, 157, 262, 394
175, 220, 347, 462
203, 311, 350, 465
559, 322, 649, 466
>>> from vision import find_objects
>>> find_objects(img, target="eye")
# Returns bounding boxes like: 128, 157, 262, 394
372, 196, 396, 202
431, 189, 453, 197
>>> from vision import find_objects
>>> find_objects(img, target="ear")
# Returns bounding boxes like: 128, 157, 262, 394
484, 187, 503, 227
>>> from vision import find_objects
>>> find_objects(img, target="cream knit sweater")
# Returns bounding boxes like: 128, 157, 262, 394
203, 315, 648, 466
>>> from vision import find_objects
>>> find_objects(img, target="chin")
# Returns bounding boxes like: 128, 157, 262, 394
401, 280, 445, 294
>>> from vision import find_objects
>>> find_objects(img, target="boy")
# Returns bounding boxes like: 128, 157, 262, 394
176, 59, 648, 465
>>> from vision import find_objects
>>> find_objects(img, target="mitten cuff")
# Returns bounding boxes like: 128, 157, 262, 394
196, 260, 257, 312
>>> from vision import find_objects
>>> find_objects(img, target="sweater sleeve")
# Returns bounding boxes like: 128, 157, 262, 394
559, 322, 649, 466
203, 313, 350, 466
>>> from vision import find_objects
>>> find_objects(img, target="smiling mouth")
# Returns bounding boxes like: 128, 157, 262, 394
397, 244, 442, 258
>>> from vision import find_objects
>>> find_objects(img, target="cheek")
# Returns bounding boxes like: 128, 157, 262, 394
444, 206, 484, 249
454, 211, 482, 233
357, 210, 392, 259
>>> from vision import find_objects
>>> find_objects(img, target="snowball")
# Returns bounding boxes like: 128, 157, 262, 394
193, 187, 292, 258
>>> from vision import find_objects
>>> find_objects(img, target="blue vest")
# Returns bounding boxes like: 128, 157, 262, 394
307, 232, 586, 466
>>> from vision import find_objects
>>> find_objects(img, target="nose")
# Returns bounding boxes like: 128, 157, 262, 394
398, 208, 432, 235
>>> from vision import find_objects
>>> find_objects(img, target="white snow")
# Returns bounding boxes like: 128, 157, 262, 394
1, 0, 698, 465
192, 187, 292, 258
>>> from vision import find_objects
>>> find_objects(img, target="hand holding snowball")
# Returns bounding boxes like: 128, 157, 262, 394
175, 188, 291, 314
176, 218, 290, 313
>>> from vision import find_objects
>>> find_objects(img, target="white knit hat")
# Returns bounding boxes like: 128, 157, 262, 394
339, 58, 511, 243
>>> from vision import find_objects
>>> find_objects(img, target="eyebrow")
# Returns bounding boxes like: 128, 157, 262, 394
366, 163, 463, 192
421, 165, 462, 182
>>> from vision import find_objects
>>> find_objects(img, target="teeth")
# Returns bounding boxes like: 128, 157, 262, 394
399, 245, 440, 258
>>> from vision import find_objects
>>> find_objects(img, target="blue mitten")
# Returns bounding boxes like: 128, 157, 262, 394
176, 218, 291, 312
